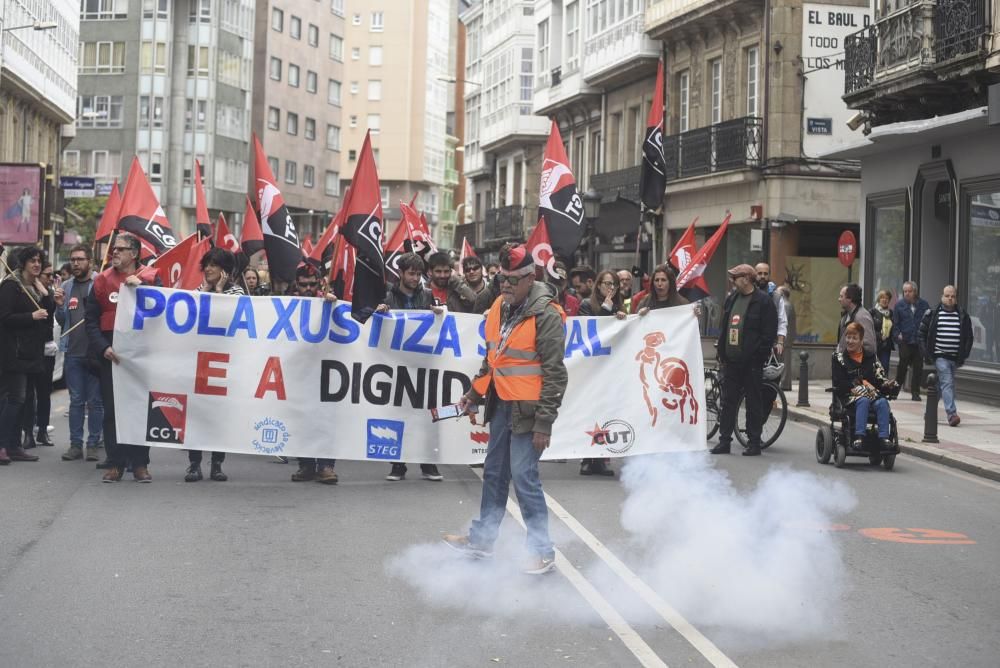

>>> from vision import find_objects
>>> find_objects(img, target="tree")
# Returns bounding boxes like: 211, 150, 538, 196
64, 196, 108, 245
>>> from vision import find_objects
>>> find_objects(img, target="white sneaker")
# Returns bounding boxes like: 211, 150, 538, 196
523, 556, 556, 575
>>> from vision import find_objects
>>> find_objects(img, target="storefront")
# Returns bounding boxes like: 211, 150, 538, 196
826, 107, 1000, 403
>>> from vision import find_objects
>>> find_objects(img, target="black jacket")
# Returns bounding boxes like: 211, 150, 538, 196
715, 288, 778, 365
0, 277, 55, 375
870, 306, 896, 353
918, 305, 974, 366
383, 284, 435, 311
831, 350, 892, 405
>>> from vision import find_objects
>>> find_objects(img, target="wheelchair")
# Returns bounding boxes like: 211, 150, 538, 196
815, 384, 901, 471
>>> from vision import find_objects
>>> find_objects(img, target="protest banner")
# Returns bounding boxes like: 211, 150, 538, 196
113, 287, 706, 463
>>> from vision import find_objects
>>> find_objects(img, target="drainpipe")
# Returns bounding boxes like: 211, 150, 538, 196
762, 0, 771, 167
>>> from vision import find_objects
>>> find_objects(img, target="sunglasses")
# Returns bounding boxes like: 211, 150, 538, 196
112, 247, 133, 253
498, 273, 527, 286
297, 281, 319, 288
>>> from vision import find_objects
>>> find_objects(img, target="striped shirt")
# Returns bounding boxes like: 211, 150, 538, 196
933, 309, 962, 356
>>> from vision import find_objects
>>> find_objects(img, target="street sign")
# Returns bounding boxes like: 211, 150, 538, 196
59, 176, 96, 198
837, 230, 856, 267
807, 118, 833, 135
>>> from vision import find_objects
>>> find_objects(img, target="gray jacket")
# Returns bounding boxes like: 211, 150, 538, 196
467, 282, 567, 435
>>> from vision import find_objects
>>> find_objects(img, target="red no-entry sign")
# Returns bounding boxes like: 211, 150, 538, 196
838, 230, 857, 268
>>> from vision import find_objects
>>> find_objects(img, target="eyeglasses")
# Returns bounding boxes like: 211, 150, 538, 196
498, 273, 526, 286
69, 257, 88, 262
41, 272, 53, 278
297, 281, 319, 289
599, 281, 615, 286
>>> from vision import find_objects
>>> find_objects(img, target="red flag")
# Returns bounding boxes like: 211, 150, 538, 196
240, 196, 265, 258
525, 220, 558, 279
116, 156, 177, 258
329, 232, 356, 301
252, 133, 302, 282
302, 234, 314, 257
214, 213, 241, 255
400, 202, 436, 260
640, 61, 667, 210
668, 216, 708, 296
676, 214, 731, 301
95, 180, 121, 244
338, 131, 386, 323
193, 159, 212, 239
152, 233, 208, 290
459, 237, 478, 266
538, 120, 585, 259
308, 206, 345, 273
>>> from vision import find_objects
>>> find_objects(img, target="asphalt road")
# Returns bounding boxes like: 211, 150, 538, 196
2, 391, 998, 667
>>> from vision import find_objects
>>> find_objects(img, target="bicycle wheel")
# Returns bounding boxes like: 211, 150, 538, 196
705, 370, 721, 440
735, 383, 788, 449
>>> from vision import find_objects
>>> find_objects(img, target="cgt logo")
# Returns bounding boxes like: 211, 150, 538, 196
367, 419, 404, 460
146, 392, 187, 444
585, 419, 636, 455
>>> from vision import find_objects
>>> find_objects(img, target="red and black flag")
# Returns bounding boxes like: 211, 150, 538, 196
153, 232, 210, 290
307, 206, 346, 274
194, 159, 213, 239
339, 131, 386, 323
400, 202, 436, 261
240, 196, 265, 259
525, 220, 558, 279
329, 232, 356, 302
214, 213, 241, 256
382, 216, 410, 282
676, 213, 731, 301
538, 120, 585, 259
252, 134, 302, 283
95, 179, 121, 244
640, 61, 667, 211
116, 156, 177, 259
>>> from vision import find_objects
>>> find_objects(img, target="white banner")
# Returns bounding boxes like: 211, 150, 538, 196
113, 288, 706, 464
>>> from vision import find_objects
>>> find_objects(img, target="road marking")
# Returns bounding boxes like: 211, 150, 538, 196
542, 492, 739, 668
904, 455, 1000, 491
859, 527, 976, 545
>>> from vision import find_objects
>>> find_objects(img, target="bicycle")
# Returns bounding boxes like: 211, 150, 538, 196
705, 354, 788, 449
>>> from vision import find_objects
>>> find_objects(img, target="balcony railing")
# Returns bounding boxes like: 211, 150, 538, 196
844, 0, 989, 96
662, 116, 763, 180
484, 205, 524, 241
443, 167, 459, 185
590, 166, 642, 204
454, 221, 479, 247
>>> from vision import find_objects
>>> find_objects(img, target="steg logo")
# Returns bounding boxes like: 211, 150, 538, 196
367, 419, 404, 460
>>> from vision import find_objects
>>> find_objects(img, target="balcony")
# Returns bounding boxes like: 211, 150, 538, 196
484, 205, 525, 242
662, 116, 763, 180
454, 221, 480, 247
443, 167, 459, 186
583, 15, 660, 86
645, 0, 759, 39
590, 166, 642, 204
843, 0, 992, 120
479, 105, 550, 152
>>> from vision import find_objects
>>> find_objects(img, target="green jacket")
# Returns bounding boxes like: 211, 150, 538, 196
467, 282, 567, 435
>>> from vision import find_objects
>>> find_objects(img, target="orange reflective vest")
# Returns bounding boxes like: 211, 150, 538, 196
471, 297, 565, 401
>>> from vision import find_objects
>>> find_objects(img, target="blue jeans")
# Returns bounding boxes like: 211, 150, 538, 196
854, 396, 890, 438
469, 400, 554, 559
935, 357, 957, 417
65, 356, 104, 446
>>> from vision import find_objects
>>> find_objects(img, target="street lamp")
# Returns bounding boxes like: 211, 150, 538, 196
435, 75, 483, 89
3, 21, 59, 32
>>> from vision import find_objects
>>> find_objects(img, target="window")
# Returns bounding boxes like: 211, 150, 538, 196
267, 106, 280, 130
330, 34, 344, 61
867, 195, 907, 314
187, 45, 209, 76
352, 47, 361, 60
287, 112, 298, 136
268, 156, 279, 176
368, 80, 382, 101
746, 46, 759, 117
83, 0, 128, 21
91, 150, 122, 178
371, 11, 384, 31
141, 0, 168, 19
285, 160, 297, 184
965, 185, 1000, 365
678, 71, 690, 133
325, 170, 339, 196
139, 96, 165, 128
189, 0, 211, 22
79, 41, 126, 74
305, 118, 316, 140
308, 24, 319, 47
520, 48, 533, 105
140, 41, 167, 73
290, 16, 301, 39
710, 58, 722, 124
288, 64, 300, 87
352, 13, 361, 25
367, 114, 381, 133
306, 71, 318, 93
271, 7, 283, 31
538, 19, 549, 75
326, 124, 341, 150
77, 95, 124, 128
380, 186, 390, 208
369, 46, 382, 66
350, 81, 359, 94
185, 99, 208, 131
348, 149, 357, 161
303, 165, 315, 188
216, 103, 246, 138
270, 57, 282, 81
138, 150, 163, 183
349, 115, 357, 128
331, 0, 345, 17
328, 79, 341, 105
63, 150, 81, 175
566, 1, 580, 70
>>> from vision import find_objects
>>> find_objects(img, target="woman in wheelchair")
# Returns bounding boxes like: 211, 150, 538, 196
832, 322, 900, 450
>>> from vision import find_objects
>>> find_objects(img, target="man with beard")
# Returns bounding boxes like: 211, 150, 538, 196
460, 256, 488, 302
569, 265, 596, 301
375, 253, 445, 482
616, 269, 634, 313
427, 251, 476, 313
754, 263, 787, 357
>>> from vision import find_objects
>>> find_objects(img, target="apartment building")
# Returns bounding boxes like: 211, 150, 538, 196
646, 0, 865, 344
460, 0, 551, 257
829, 0, 1000, 401
252, 0, 345, 241
0, 0, 78, 256
340, 0, 450, 237
67, 0, 255, 238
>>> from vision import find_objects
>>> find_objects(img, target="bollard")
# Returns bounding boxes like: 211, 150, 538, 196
923, 372, 939, 443
796, 351, 810, 407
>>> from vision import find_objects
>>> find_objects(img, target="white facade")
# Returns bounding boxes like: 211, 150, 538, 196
1, 0, 78, 121
583, 0, 659, 83
423, 0, 449, 186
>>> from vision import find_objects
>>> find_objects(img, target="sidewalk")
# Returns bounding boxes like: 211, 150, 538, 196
785, 382, 1000, 482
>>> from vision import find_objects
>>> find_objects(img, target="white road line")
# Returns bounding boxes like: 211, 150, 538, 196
543, 492, 740, 668
904, 455, 1000, 491
472, 470, 667, 668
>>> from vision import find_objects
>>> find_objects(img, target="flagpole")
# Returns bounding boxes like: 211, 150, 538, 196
634, 204, 644, 271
